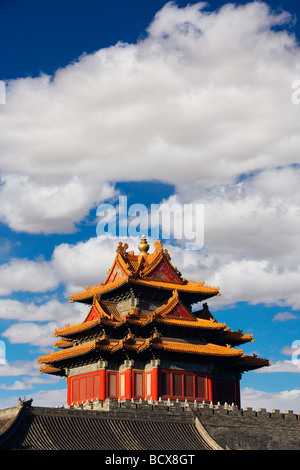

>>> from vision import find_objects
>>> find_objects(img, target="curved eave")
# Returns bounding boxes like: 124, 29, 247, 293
69, 278, 129, 304
132, 278, 220, 296
38, 340, 99, 365
70, 277, 220, 305
39, 365, 64, 375
146, 338, 244, 358
38, 336, 244, 369
148, 339, 269, 372
154, 316, 226, 330
240, 356, 270, 371
38, 332, 269, 377
54, 339, 74, 349
222, 331, 254, 346
53, 314, 250, 344
54, 318, 101, 337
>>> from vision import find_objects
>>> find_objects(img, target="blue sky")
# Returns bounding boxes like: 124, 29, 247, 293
0, 0, 300, 413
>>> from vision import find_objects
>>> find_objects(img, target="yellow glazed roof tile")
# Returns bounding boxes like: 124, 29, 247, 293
37, 340, 98, 364
69, 239, 221, 303
148, 337, 244, 357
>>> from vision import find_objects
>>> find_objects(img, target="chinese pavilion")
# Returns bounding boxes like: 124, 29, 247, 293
38, 236, 268, 408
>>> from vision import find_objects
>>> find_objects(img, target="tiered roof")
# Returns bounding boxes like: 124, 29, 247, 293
69, 238, 221, 304
38, 237, 269, 375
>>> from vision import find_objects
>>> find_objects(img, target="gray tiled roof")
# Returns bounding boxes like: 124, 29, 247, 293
0, 403, 220, 450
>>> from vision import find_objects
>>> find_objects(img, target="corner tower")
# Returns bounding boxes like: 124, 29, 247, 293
38, 237, 269, 407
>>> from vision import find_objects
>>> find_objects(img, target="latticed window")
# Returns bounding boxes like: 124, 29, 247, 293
72, 378, 80, 402
87, 376, 93, 399
161, 371, 172, 396
134, 372, 144, 397
184, 374, 194, 398
70, 372, 104, 404
160, 369, 208, 400
80, 377, 86, 400
173, 373, 183, 397
93, 374, 101, 399
108, 372, 118, 398
195, 375, 206, 399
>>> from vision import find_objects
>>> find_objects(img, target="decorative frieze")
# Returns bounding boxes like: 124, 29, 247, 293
66, 360, 108, 377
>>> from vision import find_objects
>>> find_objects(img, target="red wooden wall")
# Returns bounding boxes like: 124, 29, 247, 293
67, 367, 240, 407
160, 369, 212, 402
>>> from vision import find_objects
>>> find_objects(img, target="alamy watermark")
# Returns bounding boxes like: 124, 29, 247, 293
291, 340, 300, 365
291, 80, 300, 104
0, 340, 6, 365
0, 80, 6, 104
96, 196, 204, 250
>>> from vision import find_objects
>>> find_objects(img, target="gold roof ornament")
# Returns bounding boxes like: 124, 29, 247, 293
138, 234, 150, 256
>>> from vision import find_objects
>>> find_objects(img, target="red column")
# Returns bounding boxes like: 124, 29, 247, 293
151, 367, 159, 401
124, 367, 132, 399
207, 373, 213, 402
67, 377, 71, 405
145, 371, 151, 400
99, 368, 106, 401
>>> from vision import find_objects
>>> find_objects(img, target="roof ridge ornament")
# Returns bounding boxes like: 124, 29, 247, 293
138, 234, 150, 256
116, 242, 129, 255
154, 239, 163, 252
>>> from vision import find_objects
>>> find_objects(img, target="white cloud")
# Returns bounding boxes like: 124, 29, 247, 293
0, 298, 84, 323
0, 380, 31, 390
166, 165, 300, 310
0, 174, 115, 234
0, 374, 59, 390
0, 258, 58, 295
0, 301, 85, 346
256, 360, 300, 373
2, 322, 59, 347
281, 344, 300, 356
0, 360, 37, 377
2, 165, 292, 310
205, 258, 300, 310
273, 312, 299, 322
0, 1, 299, 350
0, 174, 299, 309
0, 238, 123, 299
241, 387, 300, 413
0, 298, 87, 347
178, 166, 300, 267
24, 387, 67, 407
0, 2, 300, 233
51, 237, 118, 294
2, 1, 300, 410
0, 387, 66, 409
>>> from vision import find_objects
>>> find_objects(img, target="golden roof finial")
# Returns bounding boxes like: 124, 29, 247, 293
138, 234, 150, 255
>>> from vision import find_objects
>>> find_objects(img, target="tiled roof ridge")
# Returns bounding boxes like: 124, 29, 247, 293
69, 239, 221, 303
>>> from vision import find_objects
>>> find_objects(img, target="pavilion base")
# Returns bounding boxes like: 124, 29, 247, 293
66, 360, 241, 409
